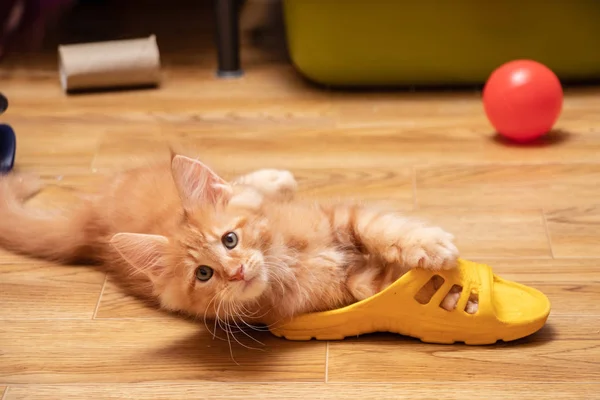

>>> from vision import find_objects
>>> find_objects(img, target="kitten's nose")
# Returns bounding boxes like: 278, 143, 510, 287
228, 265, 245, 281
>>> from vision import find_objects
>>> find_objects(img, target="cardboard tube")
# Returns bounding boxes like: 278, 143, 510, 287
58, 35, 161, 92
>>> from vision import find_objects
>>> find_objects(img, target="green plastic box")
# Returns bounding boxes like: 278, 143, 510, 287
283, 0, 600, 86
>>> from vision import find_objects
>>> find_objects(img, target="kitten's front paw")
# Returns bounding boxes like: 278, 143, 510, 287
403, 227, 459, 270
237, 169, 298, 200
384, 226, 459, 271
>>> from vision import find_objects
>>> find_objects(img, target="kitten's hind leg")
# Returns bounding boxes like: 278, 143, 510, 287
233, 169, 297, 201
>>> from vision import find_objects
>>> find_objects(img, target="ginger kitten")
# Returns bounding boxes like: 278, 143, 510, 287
0, 155, 473, 328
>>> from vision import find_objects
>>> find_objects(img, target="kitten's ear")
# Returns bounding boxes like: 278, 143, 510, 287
171, 155, 232, 209
110, 233, 169, 282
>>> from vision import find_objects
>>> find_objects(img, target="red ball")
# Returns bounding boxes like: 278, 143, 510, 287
483, 60, 563, 142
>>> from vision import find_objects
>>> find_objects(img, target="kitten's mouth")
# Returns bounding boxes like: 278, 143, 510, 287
232, 275, 265, 301
241, 277, 256, 289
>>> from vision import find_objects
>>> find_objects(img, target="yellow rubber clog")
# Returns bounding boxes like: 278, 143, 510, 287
269, 259, 551, 345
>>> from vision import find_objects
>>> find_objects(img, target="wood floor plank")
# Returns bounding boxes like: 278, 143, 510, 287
531, 315, 600, 341
5, 383, 600, 400
92, 129, 172, 173
0, 263, 105, 319
472, 258, 600, 284
2, 84, 333, 122
546, 206, 600, 257
8, 121, 101, 175
332, 89, 600, 130
176, 125, 600, 171
327, 337, 600, 383
94, 279, 166, 319
0, 387, 5, 399
329, 91, 600, 165
0, 319, 326, 384
416, 164, 600, 209
413, 208, 551, 258
37, 172, 109, 195
293, 167, 414, 207
0, 249, 35, 265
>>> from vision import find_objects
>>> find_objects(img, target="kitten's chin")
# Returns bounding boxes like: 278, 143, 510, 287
231, 276, 268, 302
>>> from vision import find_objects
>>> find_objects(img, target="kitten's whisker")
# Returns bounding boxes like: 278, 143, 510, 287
223, 305, 251, 352
262, 319, 284, 330
214, 294, 227, 341
228, 303, 265, 350
240, 303, 273, 319
239, 301, 275, 322
264, 255, 297, 276
214, 297, 239, 363
263, 260, 293, 295
231, 307, 256, 320
224, 301, 274, 332
248, 313, 285, 331
237, 302, 255, 317
266, 270, 287, 294
238, 318, 270, 332
202, 291, 227, 341
241, 307, 284, 330
223, 316, 238, 365
232, 303, 270, 341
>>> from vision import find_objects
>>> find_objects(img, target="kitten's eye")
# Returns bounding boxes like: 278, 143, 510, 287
195, 265, 214, 282
222, 232, 238, 249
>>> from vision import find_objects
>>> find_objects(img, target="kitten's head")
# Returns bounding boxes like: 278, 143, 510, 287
110, 155, 274, 320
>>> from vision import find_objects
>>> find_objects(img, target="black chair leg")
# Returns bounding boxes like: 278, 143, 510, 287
215, 0, 243, 78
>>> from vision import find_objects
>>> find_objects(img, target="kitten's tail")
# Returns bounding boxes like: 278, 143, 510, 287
0, 174, 97, 263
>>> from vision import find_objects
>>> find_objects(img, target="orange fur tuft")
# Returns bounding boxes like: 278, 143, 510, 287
0, 174, 97, 263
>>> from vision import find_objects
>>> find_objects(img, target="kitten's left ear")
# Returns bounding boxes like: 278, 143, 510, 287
110, 233, 170, 282
171, 155, 232, 209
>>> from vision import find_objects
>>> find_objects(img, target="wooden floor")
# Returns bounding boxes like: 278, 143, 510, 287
1, 2, 599, 399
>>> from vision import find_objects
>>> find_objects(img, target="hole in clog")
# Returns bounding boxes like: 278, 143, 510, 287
465, 292, 479, 314
414, 275, 444, 305
439, 284, 463, 311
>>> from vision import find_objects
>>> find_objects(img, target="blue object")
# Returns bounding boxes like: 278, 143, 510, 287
0, 92, 7, 114
0, 123, 16, 174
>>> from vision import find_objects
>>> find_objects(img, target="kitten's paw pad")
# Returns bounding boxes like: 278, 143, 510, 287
398, 227, 459, 271
440, 290, 461, 311
422, 281, 480, 315
241, 169, 298, 199
440, 291, 479, 314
